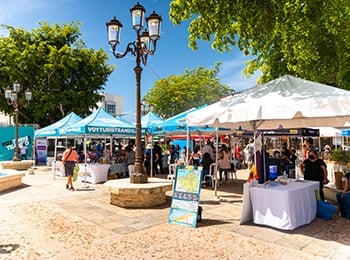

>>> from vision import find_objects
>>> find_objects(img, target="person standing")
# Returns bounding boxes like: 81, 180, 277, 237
62, 143, 79, 191
201, 152, 213, 186
219, 144, 231, 182
300, 147, 329, 201
303, 137, 314, 159
20, 143, 28, 160
234, 142, 242, 169
190, 146, 201, 166
246, 139, 255, 168
125, 142, 135, 177
336, 171, 350, 218
202, 140, 214, 161
153, 142, 163, 174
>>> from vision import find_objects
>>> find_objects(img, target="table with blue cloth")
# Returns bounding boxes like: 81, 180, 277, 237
108, 163, 128, 178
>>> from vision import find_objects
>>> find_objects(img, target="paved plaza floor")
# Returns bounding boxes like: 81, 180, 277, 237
1, 166, 350, 259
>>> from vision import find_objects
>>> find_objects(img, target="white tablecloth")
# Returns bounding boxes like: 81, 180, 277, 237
77, 164, 111, 184
250, 180, 319, 230
52, 161, 65, 177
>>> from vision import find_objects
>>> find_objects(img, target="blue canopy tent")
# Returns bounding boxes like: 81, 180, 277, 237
151, 106, 230, 136
139, 111, 164, 177
61, 107, 136, 136
34, 112, 82, 168
141, 111, 164, 129
151, 106, 231, 166
59, 107, 137, 183
34, 112, 82, 138
141, 111, 164, 136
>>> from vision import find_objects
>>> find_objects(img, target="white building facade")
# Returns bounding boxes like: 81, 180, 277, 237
0, 93, 125, 125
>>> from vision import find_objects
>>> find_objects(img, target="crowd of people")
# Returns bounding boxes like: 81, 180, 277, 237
59, 136, 350, 220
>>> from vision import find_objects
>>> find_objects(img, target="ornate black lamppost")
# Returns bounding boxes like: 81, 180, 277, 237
5, 80, 32, 161
106, 2, 162, 183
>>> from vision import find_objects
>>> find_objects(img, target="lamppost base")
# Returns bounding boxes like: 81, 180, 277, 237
130, 174, 148, 184
12, 156, 21, 162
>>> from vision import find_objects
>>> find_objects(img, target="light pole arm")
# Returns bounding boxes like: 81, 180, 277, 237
111, 42, 136, 59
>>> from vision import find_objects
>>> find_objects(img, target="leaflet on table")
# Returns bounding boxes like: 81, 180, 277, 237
168, 166, 203, 228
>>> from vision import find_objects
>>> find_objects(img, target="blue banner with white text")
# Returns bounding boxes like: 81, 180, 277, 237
0, 126, 34, 161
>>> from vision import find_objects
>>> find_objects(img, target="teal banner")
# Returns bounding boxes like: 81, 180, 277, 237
0, 126, 34, 161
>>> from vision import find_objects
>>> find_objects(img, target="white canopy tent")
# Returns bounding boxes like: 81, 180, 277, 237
186, 75, 350, 130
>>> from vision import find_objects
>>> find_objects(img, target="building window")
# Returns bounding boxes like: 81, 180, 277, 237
105, 102, 116, 116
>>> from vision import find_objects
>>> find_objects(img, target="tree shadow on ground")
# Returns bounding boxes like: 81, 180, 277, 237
196, 218, 232, 228
0, 244, 20, 254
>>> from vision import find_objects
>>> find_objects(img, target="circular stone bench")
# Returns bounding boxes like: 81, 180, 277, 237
0, 160, 34, 171
103, 177, 173, 208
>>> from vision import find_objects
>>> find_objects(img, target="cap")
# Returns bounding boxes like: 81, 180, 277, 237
309, 146, 318, 152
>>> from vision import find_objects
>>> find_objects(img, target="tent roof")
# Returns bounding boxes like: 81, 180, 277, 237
60, 107, 136, 136
141, 111, 164, 129
187, 75, 350, 130
34, 112, 82, 137
151, 106, 230, 135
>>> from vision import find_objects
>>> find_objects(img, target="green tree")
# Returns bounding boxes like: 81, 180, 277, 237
169, 0, 350, 88
144, 63, 232, 118
0, 22, 114, 127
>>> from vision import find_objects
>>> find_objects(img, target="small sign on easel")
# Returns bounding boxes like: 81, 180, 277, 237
168, 165, 203, 228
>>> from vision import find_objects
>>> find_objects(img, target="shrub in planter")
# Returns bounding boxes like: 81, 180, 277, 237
329, 148, 350, 164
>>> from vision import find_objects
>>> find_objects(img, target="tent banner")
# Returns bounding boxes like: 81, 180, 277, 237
85, 126, 136, 135
0, 126, 34, 161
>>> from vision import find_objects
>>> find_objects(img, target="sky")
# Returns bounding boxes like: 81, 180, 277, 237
0, 0, 260, 121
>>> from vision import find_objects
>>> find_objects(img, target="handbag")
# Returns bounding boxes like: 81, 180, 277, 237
72, 164, 79, 182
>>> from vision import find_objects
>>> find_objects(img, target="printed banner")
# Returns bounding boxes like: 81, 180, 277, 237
168, 165, 203, 228
35, 138, 47, 165
0, 126, 34, 161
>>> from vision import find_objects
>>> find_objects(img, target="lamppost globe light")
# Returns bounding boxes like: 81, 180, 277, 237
25, 88, 32, 101
106, 2, 161, 183
106, 16, 123, 49
130, 2, 146, 31
146, 11, 162, 41
4, 80, 32, 161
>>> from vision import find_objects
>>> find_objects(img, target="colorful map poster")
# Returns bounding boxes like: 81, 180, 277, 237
168, 166, 202, 228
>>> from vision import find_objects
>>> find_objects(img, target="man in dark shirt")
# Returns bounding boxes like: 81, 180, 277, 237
153, 142, 163, 174
300, 147, 328, 201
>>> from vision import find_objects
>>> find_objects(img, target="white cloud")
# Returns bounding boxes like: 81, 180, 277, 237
218, 55, 261, 91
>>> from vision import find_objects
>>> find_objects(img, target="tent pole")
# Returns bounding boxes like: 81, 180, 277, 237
214, 127, 219, 197
151, 138, 154, 177
83, 135, 88, 188
186, 120, 190, 166
53, 137, 57, 180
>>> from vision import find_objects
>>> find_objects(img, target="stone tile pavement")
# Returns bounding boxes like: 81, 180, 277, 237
1, 166, 350, 259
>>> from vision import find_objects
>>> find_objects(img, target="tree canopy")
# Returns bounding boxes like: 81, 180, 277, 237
144, 63, 232, 118
0, 22, 114, 127
169, 0, 350, 89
